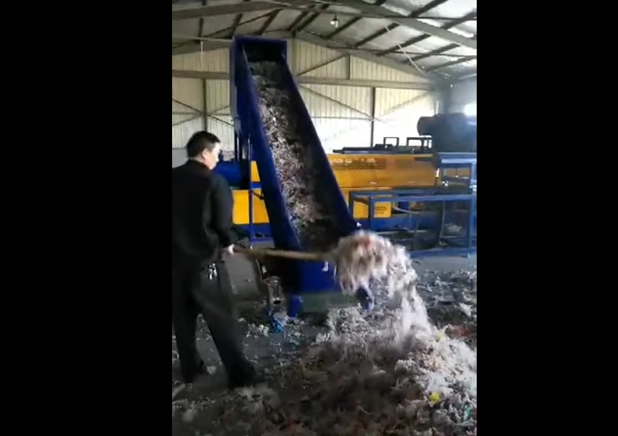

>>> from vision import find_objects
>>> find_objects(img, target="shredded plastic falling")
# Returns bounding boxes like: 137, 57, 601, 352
331, 230, 419, 299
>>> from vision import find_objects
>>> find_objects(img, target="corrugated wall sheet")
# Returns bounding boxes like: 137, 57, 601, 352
172, 78, 204, 149
172, 40, 437, 154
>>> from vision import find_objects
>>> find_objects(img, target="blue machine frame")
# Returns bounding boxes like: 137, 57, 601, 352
350, 191, 476, 258
432, 152, 477, 192
226, 36, 476, 318
348, 152, 476, 258
230, 36, 358, 297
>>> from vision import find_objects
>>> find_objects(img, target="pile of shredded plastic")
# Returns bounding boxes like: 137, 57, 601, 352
250, 61, 341, 251
173, 232, 477, 436
418, 270, 477, 349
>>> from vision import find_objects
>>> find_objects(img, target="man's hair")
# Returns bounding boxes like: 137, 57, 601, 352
186, 131, 221, 158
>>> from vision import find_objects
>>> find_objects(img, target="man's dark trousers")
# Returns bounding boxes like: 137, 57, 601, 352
172, 261, 253, 384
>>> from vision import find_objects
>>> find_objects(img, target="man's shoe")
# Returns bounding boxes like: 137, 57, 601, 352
228, 370, 265, 390
182, 361, 207, 384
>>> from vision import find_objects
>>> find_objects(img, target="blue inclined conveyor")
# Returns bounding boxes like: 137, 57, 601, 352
230, 36, 358, 294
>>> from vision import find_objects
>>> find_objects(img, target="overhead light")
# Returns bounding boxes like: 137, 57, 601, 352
330, 15, 340, 28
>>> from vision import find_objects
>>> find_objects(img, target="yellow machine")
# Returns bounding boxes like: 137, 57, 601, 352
232, 154, 451, 225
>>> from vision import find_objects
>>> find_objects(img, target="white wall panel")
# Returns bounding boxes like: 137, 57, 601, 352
351, 58, 425, 83
291, 40, 341, 75
172, 49, 230, 72
172, 40, 437, 155
313, 119, 373, 152
172, 77, 204, 149
450, 78, 477, 113
375, 89, 429, 117
374, 91, 436, 144
301, 85, 371, 118
302, 57, 348, 79
206, 80, 230, 115
207, 116, 235, 160
172, 117, 204, 149
172, 77, 202, 111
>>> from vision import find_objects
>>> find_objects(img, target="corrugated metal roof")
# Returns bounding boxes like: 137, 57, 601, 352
172, 0, 477, 81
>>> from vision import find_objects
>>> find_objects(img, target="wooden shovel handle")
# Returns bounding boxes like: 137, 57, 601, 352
236, 247, 328, 262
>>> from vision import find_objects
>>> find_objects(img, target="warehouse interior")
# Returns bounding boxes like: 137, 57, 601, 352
172, 0, 476, 157
172, 1, 477, 435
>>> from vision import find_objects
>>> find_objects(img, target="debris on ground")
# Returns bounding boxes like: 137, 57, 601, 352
173, 246, 477, 436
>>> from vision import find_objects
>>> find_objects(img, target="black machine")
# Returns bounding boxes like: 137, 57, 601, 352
418, 113, 477, 153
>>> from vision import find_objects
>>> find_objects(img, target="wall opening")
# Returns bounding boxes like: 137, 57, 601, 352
463, 102, 477, 117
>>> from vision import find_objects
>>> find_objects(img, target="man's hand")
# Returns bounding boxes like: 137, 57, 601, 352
225, 245, 235, 256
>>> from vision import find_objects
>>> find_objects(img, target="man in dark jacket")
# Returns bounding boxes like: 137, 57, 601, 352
172, 131, 257, 388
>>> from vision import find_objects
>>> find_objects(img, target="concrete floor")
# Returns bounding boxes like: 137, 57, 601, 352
172, 252, 476, 436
